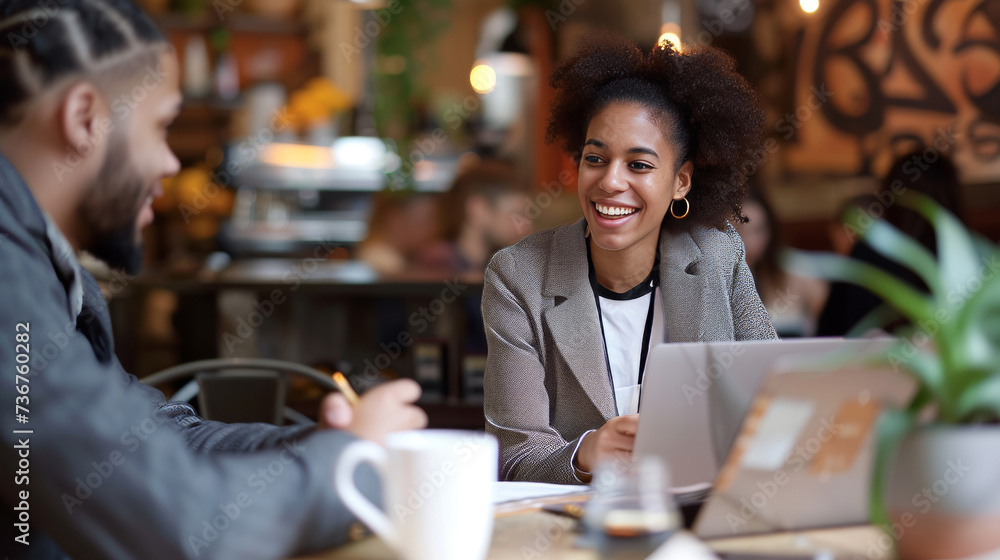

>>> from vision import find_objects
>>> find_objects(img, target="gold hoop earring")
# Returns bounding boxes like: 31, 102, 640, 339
585, 225, 592, 238
670, 197, 690, 219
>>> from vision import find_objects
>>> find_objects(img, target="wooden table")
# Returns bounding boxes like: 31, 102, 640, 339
295, 499, 891, 560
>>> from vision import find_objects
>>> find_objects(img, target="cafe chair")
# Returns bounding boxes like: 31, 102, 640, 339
141, 358, 337, 426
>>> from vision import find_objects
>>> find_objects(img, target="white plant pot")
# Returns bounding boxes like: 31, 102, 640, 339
887, 425, 1000, 559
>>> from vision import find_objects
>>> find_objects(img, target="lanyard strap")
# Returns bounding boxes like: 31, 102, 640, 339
636, 286, 658, 386
586, 240, 661, 411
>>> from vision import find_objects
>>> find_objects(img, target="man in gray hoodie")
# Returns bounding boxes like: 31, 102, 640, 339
0, 1, 427, 558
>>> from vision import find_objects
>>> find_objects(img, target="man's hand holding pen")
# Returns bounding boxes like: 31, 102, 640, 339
319, 377, 428, 443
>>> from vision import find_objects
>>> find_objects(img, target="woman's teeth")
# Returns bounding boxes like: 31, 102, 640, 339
595, 203, 637, 217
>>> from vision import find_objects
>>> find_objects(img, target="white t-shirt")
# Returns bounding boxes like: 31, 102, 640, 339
597, 287, 665, 416
573, 247, 665, 481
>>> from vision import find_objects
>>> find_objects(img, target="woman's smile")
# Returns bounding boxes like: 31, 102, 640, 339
591, 200, 641, 230
594, 202, 639, 217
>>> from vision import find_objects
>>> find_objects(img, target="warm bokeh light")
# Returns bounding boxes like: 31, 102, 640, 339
800, 0, 819, 13
658, 32, 682, 51
470, 64, 497, 94
658, 22, 682, 51
260, 143, 334, 169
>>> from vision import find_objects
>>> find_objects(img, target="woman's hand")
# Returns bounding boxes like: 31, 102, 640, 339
574, 414, 639, 474
318, 378, 428, 443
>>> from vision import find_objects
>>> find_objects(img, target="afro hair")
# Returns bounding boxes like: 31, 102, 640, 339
546, 32, 766, 229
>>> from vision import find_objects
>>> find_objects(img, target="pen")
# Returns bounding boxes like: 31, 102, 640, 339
331, 372, 360, 406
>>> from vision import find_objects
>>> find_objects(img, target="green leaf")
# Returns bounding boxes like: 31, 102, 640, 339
954, 258, 1000, 334
884, 341, 948, 414
870, 408, 916, 527
972, 232, 997, 261
846, 211, 943, 296
906, 384, 933, 415
897, 193, 981, 298
956, 375, 1000, 422
951, 271, 1000, 376
783, 250, 935, 325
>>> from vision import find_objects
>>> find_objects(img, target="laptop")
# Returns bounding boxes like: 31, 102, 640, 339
691, 358, 915, 538
633, 338, 903, 504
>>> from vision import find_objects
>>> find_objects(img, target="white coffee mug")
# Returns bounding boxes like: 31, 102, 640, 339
334, 430, 498, 560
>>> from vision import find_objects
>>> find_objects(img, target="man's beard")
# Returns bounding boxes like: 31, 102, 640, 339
81, 136, 149, 276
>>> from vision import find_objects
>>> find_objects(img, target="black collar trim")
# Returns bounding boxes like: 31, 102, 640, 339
586, 236, 661, 301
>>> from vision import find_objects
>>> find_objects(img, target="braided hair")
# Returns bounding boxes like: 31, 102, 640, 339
546, 32, 766, 229
0, 0, 167, 127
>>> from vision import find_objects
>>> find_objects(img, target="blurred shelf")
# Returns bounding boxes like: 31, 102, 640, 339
417, 396, 486, 431
129, 261, 485, 296
167, 102, 235, 163
153, 12, 307, 35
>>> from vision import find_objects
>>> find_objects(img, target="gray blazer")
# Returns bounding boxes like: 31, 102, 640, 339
0, 154, 376, 560
482, 218, 776, 484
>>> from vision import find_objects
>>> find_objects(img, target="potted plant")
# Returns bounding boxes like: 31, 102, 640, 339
785, 192, 1000, 559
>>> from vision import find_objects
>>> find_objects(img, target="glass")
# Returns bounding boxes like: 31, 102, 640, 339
581, 455, 681, 559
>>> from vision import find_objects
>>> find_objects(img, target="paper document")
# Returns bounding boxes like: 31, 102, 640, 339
493, 481, 590, 505
492, 481, 707, 509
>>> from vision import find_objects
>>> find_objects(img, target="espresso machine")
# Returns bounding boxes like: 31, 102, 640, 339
219, 136, 456, 258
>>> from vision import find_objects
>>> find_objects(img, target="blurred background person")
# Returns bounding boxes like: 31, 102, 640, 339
816, 150, 964, 336
415, 159, 534, 355
737, 187, 828, 337
356, 190, 443, 275
828, 193, 878, 256
420, 158, 533, 276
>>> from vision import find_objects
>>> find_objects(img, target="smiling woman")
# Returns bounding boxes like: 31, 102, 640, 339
482, 32, 778, 485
